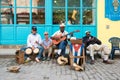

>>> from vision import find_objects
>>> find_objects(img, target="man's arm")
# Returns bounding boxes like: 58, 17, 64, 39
27, 35, 32, 47
35, 34, 42, 46
94, 37, 102, 45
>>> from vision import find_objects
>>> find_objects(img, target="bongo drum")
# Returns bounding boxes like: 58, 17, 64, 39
33, 48, 39, 54
25, 48, 32, 55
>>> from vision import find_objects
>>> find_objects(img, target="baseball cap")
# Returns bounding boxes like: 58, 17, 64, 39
32, 26, 37, 31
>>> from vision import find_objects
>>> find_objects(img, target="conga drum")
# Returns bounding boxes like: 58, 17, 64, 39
25, 48, 32, 55
33, 48, 39, 54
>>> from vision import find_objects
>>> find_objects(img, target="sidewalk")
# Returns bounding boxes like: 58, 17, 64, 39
0, 45, 120, 80
0, 57, 119, 80
0, 45, 22, 57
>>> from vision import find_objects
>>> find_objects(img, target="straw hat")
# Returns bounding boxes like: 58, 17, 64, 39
60, 23, 65, 27
57, 56, 68, 65
73, 63, 84, 71
7, 66, 20, 73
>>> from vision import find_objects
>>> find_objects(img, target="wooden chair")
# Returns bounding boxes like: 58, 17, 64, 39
69, 39, 85, 71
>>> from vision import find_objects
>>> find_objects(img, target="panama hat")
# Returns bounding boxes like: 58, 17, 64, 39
60, 23, 65, 27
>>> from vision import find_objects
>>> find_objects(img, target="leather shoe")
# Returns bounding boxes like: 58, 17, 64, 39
103, 60, 112, 64
90, 60, 95, 64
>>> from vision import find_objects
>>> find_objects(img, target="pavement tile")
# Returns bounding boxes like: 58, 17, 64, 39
0, 58, 120, 80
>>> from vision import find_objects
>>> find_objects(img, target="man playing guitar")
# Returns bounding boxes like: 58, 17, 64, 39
51, 23, 69, 56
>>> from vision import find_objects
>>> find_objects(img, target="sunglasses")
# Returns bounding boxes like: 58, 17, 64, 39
45, 34, 48, 35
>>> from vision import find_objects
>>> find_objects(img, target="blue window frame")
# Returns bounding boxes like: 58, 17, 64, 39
0, 0, 97, 44
52, 0, 96, 25
52, 0, 97, 38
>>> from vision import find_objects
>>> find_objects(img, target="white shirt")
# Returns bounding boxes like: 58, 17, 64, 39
52, 30, 68, 37
27, 33, 42, 48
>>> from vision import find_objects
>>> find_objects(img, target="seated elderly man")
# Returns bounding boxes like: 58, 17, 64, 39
83, 30, 112, 64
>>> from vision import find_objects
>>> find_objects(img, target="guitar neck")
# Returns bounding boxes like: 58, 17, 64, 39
67, 30, 80, 36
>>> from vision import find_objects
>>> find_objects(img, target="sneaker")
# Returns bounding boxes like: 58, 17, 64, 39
103, 60, 113, 64
25, 57, 31, 63
90, 60, 95, 64
35, 58, 40, 62
55, 54, 59, 59
42, 57, 46, 61
47, 57, 50, 61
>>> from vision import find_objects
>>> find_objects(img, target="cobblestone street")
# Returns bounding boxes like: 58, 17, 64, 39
0, 57, 120, 80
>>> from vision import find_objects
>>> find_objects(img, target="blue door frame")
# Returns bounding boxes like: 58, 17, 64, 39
0, 0, 97, 45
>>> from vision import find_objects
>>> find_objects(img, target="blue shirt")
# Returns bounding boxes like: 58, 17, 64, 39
42, 38, 52, 47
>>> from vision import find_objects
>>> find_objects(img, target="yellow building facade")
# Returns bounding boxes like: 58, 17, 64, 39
98, 0, 120, 47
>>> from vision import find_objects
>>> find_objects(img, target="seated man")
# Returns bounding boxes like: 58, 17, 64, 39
42, 32, 52, 61
21, 26, 44, 62
83, 30, 112, 64
51, 23, 69, 56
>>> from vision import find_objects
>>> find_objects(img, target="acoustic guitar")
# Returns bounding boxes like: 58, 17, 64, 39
52, 30, 80, 45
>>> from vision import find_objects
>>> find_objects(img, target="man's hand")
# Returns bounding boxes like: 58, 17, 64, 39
89, 37, 94, 41
35, 41, 39, 44
32, 46, 35, 50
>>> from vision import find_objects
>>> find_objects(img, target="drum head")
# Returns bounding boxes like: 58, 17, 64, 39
33, 48, 39, 54
25, 48, 32, 55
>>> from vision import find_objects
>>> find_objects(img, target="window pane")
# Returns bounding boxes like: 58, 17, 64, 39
83, 0, 95, 7
1, 0, 14, 6
1, 7, 14, 24
53, 0, 65, 7
32, 0, 45, 7
68, 9, 80, 25
53, 8, 65, 24
68, 0, 80, 7
82, 9, 95, 25
17, 8, 30, 24
16, 8, 30, 13
32, 8, 45, 24
16, 0, 30, 7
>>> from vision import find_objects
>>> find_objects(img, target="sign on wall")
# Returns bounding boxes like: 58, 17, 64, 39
105, 0, 120, 21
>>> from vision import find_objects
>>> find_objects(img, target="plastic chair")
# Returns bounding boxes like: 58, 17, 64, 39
109, 37, 120, 59
69, 39, 85, 71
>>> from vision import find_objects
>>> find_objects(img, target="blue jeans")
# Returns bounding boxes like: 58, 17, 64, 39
57, 41, 67, 56
20, 46, 44, 60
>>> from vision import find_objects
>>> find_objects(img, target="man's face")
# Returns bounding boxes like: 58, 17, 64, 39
32, 30, 37, 35
86, 32, 90, 37
44, 33, 49, 38
60, 27, 65, 32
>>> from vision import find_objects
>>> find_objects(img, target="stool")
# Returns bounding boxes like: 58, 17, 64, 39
15, 50, 24, 64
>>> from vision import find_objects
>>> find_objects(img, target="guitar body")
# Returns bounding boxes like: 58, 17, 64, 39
52, 30, 80, 45
52, 33, 67, 45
